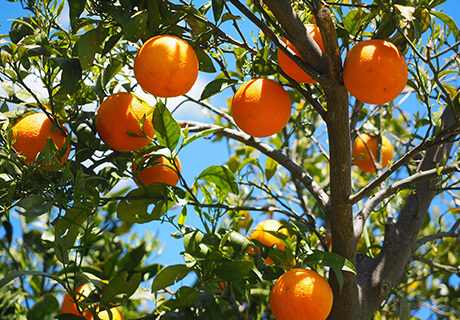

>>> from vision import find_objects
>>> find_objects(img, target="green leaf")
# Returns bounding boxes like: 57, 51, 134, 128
198, 165, 239, 195
151, 264, 191, 292
214, 260, 253, 281
212, 0, 224, 22
53, 208, 89, 264
182, 127, 221, 147
304, 250, 356, 291
15, 195, 53, 217
123, 10, 149, 42
153, 100, 181, 151
52, 57, 82, 94
117, 185, 171, 223
343, 9, 367, 37
0, 270, 65, 289
200, 78, 238, 100
305, 250, 356, 274
101, 271, 142, 305
431, 11, 459, 38
77, 28, 102, 70
9, 17, 34, 44
102, 58, 123, 87
195, 48, 216, 73
184, 230, 208, 258
27, 293, 59, 320
178, 206, 187, 228
164, 286, 200, 309
68, 0, 86, 30
264, 157, 278, 182
221, 13, 242, 23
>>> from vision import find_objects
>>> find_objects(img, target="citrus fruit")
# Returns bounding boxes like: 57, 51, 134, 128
343, 39, 407, 105
134, 35, 199, 98
352, 133, 394, 173
270, 268, 333, 320
11, 112, 70, 167
249, 219, 289, 264
278, 24, 325, 84
60, 284, 124, 320
132, 154, 181, 187
231, 78, 292, 138
95, 92, 155, 152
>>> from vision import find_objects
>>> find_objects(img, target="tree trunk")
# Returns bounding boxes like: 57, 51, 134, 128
356, 106, 458, 318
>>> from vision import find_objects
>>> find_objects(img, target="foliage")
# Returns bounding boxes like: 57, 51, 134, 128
0, 0, 459, 319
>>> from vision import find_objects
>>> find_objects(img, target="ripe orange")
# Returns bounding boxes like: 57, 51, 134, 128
132, 154, 181, 187
95, 92, 155, 152
231, 78, 291, 138
249, 219, 289, 264
343, 39, 407, 105
277, 24, 325, 84
270, 268, 333, 320
12, 112, 70, 167
352, 133, 394, 173
134, 35, 199, 98
60, 284, 124, 320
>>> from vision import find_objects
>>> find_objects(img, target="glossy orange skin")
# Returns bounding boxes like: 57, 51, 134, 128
134, 35, 199, 98
95, 92, 155, 152
12, 112, 70, 167
231, 78, 292, 138
270, 268, 333, 320
343, 39, 407, 105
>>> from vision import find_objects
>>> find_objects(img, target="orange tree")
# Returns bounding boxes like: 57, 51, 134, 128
0, 0, 459, 319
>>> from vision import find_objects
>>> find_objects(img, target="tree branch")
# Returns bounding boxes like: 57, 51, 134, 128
356, 105, 459, 319
178, 120, 330, 215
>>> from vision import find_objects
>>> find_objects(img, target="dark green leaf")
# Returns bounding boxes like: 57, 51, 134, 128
52, 57, 82, 94
304, 250, 356, 274
77, 28, 102, 70
214, 260, 253, 281
101, 271, 142, 305
9, 17, 34, 44
27, 293, 59, 320
151, 264, 191, 292
117, 186, 171, 223
15, 195, 52, 217
53, 208, 89, 264
198, 165, 239, 195
164, 286, 200, 309
102, 58, 123, 87
212, 0, 224, 22
153, 100, 181, 151
68, 0, 86, 30
184, 230, 208, 258
195, 48, 216, 73
200, 78, 238, 100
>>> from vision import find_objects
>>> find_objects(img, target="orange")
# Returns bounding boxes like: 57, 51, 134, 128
231, 78, 291, 138
60, 284, 124, 320
12, 112, 70, 167
343, 39, 407, 105
249, 219, 289, 264
277, 24, 325, 83
132, 154, 181, 187
134, 35, 199, 98
352, 133, 394, 173
95, 92, 155, 152
270, 268, 333, 320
